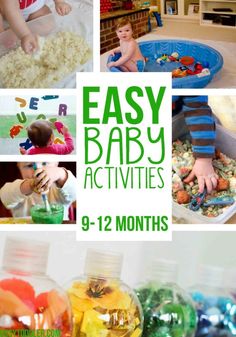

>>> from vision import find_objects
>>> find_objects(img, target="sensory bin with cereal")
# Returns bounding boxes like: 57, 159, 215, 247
0, 7, 92, 88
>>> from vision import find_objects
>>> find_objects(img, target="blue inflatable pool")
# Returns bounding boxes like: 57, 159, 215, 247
107, 39, 224, 88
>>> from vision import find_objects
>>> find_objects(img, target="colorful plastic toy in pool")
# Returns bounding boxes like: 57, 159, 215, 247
172, 66, 188, 78
107, 40, 223, 88
180, 56, 195, 66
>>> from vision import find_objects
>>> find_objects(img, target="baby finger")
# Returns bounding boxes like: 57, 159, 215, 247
34, 171, 47, 185
205, 177, 213, 194
211, 176, 218, 189
36, 175, 50, 190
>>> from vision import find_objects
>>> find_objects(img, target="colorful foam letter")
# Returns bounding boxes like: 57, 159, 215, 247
36, 114, 46, 120
19, 138, 33, 150
16, 111, 27, 124
15, 97, 27, 108
54, 137, 65, 144
58, 104, 67, 116
41, 95, 59, 100
10, 125, 23, 138
29, 97, 39, 110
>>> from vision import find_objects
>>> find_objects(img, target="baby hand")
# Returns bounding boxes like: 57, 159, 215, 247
107, 61, 116, 68
34, 166, 67, 192
21, 33, 38, 54
61, 125, 69, 135
34, 167, 55, 193
55, 1, 72, 15
19, 147, 27, 155
184, 158, 218, 194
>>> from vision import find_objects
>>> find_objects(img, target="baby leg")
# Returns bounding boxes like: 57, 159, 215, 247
119, 65, 130, 72
0, 8, 18, 49
27, 5, 51, 21
121, 60, 138, 72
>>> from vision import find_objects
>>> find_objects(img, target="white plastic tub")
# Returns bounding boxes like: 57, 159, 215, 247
0, 2, 92, 88
172, 114, 236, 224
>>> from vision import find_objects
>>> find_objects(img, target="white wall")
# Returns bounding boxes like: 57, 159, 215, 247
0, 231, 235, 290
0, 96, 76, 115
209, 96, 236, 132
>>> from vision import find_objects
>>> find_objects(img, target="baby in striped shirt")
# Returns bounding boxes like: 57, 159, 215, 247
173, 96, 218, 194
0, 0, 71, 54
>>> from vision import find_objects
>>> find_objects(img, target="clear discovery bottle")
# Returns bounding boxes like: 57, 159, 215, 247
189, 264, 236, 337
135, 259, 197, 337
225, 268, 236, 303
0, 237, 72, 336
66, 249, 143, 337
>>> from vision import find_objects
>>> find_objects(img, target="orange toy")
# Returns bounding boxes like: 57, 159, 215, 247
180, 56, 195, 66
172, 68, 188, 78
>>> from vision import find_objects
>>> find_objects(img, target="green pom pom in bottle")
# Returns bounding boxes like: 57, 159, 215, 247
135, 259, 197, 337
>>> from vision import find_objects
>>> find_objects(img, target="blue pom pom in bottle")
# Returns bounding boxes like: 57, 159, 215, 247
190, 265, 236, 337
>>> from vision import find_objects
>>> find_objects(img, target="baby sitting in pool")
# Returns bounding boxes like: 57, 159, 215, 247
107, 18, 145, 72
0, 0, 71, 54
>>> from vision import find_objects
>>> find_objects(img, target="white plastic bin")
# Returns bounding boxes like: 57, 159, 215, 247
0, 4, 92, 88
172, 113, 236, 224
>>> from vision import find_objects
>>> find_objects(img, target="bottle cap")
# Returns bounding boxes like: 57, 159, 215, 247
2, 237, 49, 275
84, 249, 123, 279
198, 264, 223, 288
149, 258, 178, 283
